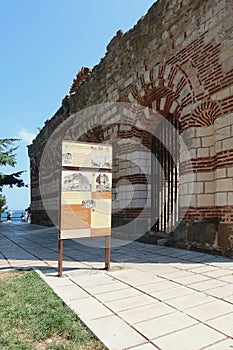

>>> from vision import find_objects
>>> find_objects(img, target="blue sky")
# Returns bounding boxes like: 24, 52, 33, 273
0, 0, 155, 210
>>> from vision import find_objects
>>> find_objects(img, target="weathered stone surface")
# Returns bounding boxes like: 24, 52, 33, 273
28, 0, 233, 258
218, 224, 233, 250
187, 222, 218, 245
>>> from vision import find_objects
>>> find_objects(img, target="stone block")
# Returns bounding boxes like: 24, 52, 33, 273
197, 147, 209, 158
160, 97, 166, 110
197, 172, 214, 182
222, 138, 233, 151
187, 221, 218, 245
192, 182, 203, 194
180, 172, 196, 184
189, 148, 197, 158
181, 128, 196, 140
215, 192, 227, 206
215, 113, 233, 129
215, 126, 231, 141
211, 87, 230, 100
218, 224, 233, 250
174, 221, 188, 241
189, 194, 197, 206
197, 194, 214, 206
223, 55, 233, 72
228, 192, 233, 205
201, 135, 214, 147
223, 14, 233, 31
216, 178, 233, 192
209, 146, 215, 157
196, 126, 213, 138
227, 167, 233, 177
205, 181, 215, 194
179, 183, 188, 195
215, 140, 222, 153
215, 168, 226, 179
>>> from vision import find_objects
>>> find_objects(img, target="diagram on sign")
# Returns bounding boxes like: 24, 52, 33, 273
62, 171, 92, 192
62, 142, 112, 169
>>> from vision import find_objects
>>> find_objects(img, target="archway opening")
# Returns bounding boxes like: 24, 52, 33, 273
151, 113, 180, 237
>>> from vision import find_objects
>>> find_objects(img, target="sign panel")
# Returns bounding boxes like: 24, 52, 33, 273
62, 141, 112, 169
60, 141, 112, 239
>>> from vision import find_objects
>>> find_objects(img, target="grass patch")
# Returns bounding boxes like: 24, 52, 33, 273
0, 271, 107, 350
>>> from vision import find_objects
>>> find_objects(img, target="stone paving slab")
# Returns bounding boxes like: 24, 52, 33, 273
87, 315, 147, 350
0, 223, 233, 350
164, 292, 215, 310
206, 312, 233, 338
151, 324, 226, 350
202, 339, 233, 350
188, 279, 228, 292
68, 296, 114, 320
134, 311, 198, 340
94, 286, 142, 303
104, 294, 156, 313
129, 344, 157, 350
118, 302, 174, 324
184, 299, 233, 322
219, 274, 233, 283
207, 284, 233, 298
224, 295, 233, 303
148, 285, 194, 301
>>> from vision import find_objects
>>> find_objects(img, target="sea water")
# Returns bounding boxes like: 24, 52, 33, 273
1, 210, 26, 223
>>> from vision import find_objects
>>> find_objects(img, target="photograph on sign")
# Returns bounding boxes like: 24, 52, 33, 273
62, 171, 92, 192
91, 151, 112, 169
95, 172, 112, 192
91, 144, 112, 169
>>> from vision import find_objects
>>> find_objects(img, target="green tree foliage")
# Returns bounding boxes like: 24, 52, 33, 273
0, 138, 26, 191
0, 193, 7, 220
0, 194, 7, 211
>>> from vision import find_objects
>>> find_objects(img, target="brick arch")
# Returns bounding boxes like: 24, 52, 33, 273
189, 100, 222, 127
126, 64, 195, 128
124, 65, 197, 235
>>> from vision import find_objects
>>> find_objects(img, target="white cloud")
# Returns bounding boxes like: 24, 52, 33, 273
18, 128, 36, 144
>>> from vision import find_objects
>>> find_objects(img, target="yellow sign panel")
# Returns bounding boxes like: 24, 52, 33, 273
62, 140, 112, 169
60, 141, 112, 239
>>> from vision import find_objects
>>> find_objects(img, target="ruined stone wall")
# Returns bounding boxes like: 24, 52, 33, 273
28, 0, 233, 256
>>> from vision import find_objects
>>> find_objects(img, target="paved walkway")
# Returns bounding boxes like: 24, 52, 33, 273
0, 223, 233, 350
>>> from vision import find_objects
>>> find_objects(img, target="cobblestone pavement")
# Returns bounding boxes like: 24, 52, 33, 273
0, 223, 233, 350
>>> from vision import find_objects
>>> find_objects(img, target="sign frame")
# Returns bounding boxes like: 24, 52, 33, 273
58, 140, 112, 277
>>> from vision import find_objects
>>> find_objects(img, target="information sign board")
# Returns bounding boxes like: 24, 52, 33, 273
58, 140, 112, 276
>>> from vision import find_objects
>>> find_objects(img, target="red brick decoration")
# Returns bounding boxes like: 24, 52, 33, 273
69, 67, 92, 94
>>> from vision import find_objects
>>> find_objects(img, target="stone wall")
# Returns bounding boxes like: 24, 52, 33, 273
28, 0, 233, 257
